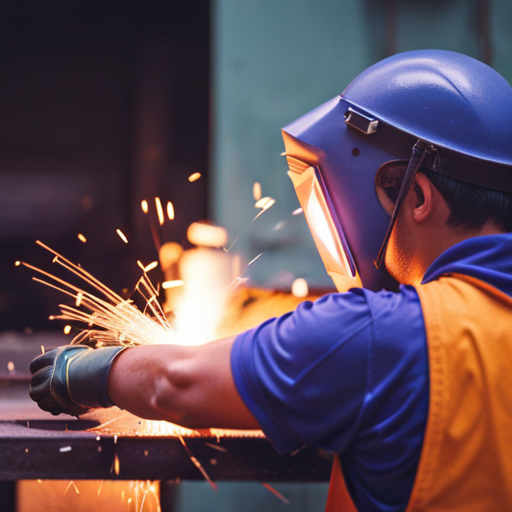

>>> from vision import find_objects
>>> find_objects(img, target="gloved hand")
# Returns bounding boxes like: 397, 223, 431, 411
29, 345, 127, 417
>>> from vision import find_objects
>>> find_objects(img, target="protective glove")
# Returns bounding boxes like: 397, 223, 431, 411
29, 345, 127, 417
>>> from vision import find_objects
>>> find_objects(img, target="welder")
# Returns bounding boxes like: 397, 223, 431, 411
29, 50, 512, 511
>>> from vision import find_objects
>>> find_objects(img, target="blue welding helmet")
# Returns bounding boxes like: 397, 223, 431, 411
282, 50, 512, 292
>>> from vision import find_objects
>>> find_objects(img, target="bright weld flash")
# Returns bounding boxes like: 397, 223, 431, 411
155, 197, 164, 226
116, 229, 128, 244
167, 201, 175, 220
188, 172, 201, 182
162, 280, 184, 289
141, 200, 149, 214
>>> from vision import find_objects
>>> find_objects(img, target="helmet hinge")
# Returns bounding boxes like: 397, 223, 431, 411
345, 108, 379, 135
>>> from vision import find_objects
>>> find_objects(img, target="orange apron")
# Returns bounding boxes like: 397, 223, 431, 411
326, 274, 512, 511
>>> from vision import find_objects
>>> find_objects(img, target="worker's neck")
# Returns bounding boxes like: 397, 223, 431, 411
407, 221, 504, 286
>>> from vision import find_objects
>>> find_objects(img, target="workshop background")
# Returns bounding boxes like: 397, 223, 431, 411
0, 0, 510, 511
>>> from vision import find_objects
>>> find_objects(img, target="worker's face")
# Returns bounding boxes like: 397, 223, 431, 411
383, 186, 423, 286
385, 215, 415, 285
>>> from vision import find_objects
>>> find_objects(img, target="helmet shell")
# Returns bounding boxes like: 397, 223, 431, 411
282, 50, 512, 291
343, 49, 512, 166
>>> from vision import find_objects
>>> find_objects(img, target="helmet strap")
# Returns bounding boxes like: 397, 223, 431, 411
374, 140, 432, 269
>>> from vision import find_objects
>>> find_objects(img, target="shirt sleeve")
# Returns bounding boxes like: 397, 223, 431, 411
230, 286, 428, 460
231, 289, 373, 454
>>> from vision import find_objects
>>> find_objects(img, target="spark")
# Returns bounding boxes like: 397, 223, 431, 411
227, 253, 263, 289
97, 480, 104, 496
141, 200, 149, 214
78, 233, 87, 243
144, 261, 159, 273
178, 433, 217, 490
59, 446, 72, 453
292, 207, 303, 215
37, 479, 42, 484
248, 252, 263, 266
155, 197, 164, 226
253, 182, 262, 201
274, 221, 287, 231
162, 280, 184, 289
76, 292, 83, 307
114, 453, 120, 475
204, 442, 228, 453
23, 241, 178, 348
63, 325, 72, 335
188, 172, 201, 182
261, 483, 290, 504
167, 201, 175, 220
41, 345, 45, 354
255, 197, 275, 210
15, 261, 21, 266
7, 361, 14, 372
116, 229, 129, 244
64, 481, 79, 495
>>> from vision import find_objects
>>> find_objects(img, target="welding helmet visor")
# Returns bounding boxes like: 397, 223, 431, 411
287, 160, 361, 292
282, 96, 399, 292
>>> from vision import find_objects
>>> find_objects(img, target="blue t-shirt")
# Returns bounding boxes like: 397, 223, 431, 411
231, 234, 512, 512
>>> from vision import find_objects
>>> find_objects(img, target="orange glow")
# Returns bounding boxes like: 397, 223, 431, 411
141, 200, 149, 214
188, 172, 202, 182
78, 233, 87, 243
167, 201, 175, 220
114, 454, 120, 476
116, 229, 128, 244
155, 197, 164, 226
187, 222, 228, 247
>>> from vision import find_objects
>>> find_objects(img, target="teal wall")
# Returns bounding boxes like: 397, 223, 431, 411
211, 0, 512, 289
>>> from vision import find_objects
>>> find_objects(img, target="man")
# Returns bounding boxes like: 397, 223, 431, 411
30, 50, 512, 511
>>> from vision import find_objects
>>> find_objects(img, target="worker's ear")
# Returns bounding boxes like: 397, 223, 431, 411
412, 173, 436, 224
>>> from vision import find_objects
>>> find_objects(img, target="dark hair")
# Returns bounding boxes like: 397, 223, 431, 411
376, 162, 512, 232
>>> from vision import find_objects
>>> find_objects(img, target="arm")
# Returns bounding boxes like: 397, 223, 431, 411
108, 336, 259, 429
29, 336, 260, 430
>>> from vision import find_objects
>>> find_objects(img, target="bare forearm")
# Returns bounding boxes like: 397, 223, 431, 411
107, 338, 260, 430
